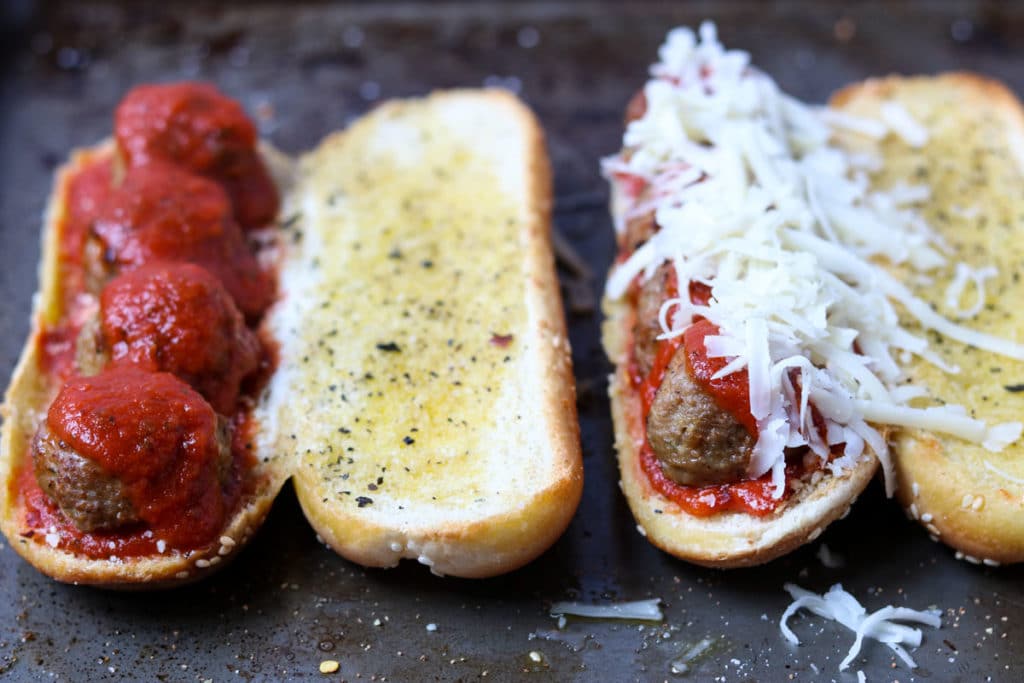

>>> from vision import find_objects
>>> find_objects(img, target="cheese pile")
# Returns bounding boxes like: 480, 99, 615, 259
604, 22, 1024, 496
780, 582, 941, 671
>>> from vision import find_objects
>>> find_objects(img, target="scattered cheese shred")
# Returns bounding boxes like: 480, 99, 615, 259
603, 22, 1024, 497
944, 263, 997, 319
816, 543, 846, 568
983, 459, 1024, 486
880, 101, 928, 148
780, 583, 941, 671
549, 598, 663, 622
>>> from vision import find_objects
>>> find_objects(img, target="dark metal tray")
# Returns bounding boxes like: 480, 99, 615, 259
1, 2, 1022, 681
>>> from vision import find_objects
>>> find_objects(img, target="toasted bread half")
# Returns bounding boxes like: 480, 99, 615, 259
255, 90, 582, 578
832, 73, 1024, 566
0, 142, 295, 587
1, 89, 582, 585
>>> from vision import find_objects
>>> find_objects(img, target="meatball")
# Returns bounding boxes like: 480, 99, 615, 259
33, 423, 139, 532
91, 162, 273, 318
114, 81, 279, 228
623, 209, 657, 255
633, 264, 672, 378
38, 367, 232, 543
73, 313, 108, 377
625, 89, 647, 125
646, 346, 754, 487
99, 262, 261, 414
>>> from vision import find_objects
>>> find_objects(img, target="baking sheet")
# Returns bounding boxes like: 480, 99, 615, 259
1, 1, 1023, 680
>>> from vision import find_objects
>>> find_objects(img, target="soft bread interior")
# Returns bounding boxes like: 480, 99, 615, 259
256, 90, 581, 578
832, 74, 1024, 565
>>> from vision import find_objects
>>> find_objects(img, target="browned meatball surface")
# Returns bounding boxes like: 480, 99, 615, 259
74, 313, 108, 377
633, 263, 671, 379
32, 423, 139, 532
646, 346, 754, 487
31, 413, 232, 534
623, 209, 657, 255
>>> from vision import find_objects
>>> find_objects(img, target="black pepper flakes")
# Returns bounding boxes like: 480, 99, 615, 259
1005, 384, 1024, 393
376, 342, 402, 353
356, 496, 373, 507
403, 436, 415, 445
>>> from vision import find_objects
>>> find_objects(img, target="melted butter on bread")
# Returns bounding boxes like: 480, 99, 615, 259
256, 91, 580, 576
288, 112, 525, 513
834, 74, 1024, 563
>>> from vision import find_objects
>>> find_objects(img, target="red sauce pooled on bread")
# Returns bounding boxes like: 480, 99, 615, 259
17, 82, 277, 560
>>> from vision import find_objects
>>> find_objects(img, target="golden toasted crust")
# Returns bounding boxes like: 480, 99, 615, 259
261, 90, 582, 578
601, 286, 877, 568
0, 144, 289, 588
833, 73, 1024, 565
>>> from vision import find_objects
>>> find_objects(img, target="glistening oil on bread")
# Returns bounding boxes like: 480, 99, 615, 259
263, 103, 547, 523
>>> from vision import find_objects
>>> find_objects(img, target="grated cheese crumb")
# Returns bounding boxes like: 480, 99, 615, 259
550, 598, 663, 622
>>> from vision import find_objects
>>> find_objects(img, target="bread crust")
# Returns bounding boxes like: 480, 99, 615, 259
833, 73, 1024, 565
0, 143, 289, 588
283, 90, 582, 578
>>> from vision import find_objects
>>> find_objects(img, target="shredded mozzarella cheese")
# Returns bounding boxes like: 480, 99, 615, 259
944, 262, 997, 319
603, 22, 1024, 497
880, 101, 929, 148
549, 598, 663, 622
983, 459, 1024, 485
780, 583, 941, 671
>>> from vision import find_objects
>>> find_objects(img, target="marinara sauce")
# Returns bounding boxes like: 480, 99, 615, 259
91, 162, 273, 318
99, 262, 261, 414
114, 82, 279, 229
19, 82, 276, 560
631, 274, 794, 517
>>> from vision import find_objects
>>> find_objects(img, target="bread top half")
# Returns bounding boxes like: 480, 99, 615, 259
834, 74, 1024, 564
255, 90, 582, 577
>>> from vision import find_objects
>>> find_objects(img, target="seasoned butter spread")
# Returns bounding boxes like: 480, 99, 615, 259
262, 103, 539, 522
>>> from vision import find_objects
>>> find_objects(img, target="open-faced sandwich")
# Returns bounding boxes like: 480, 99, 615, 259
601, 23, 1024, 567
